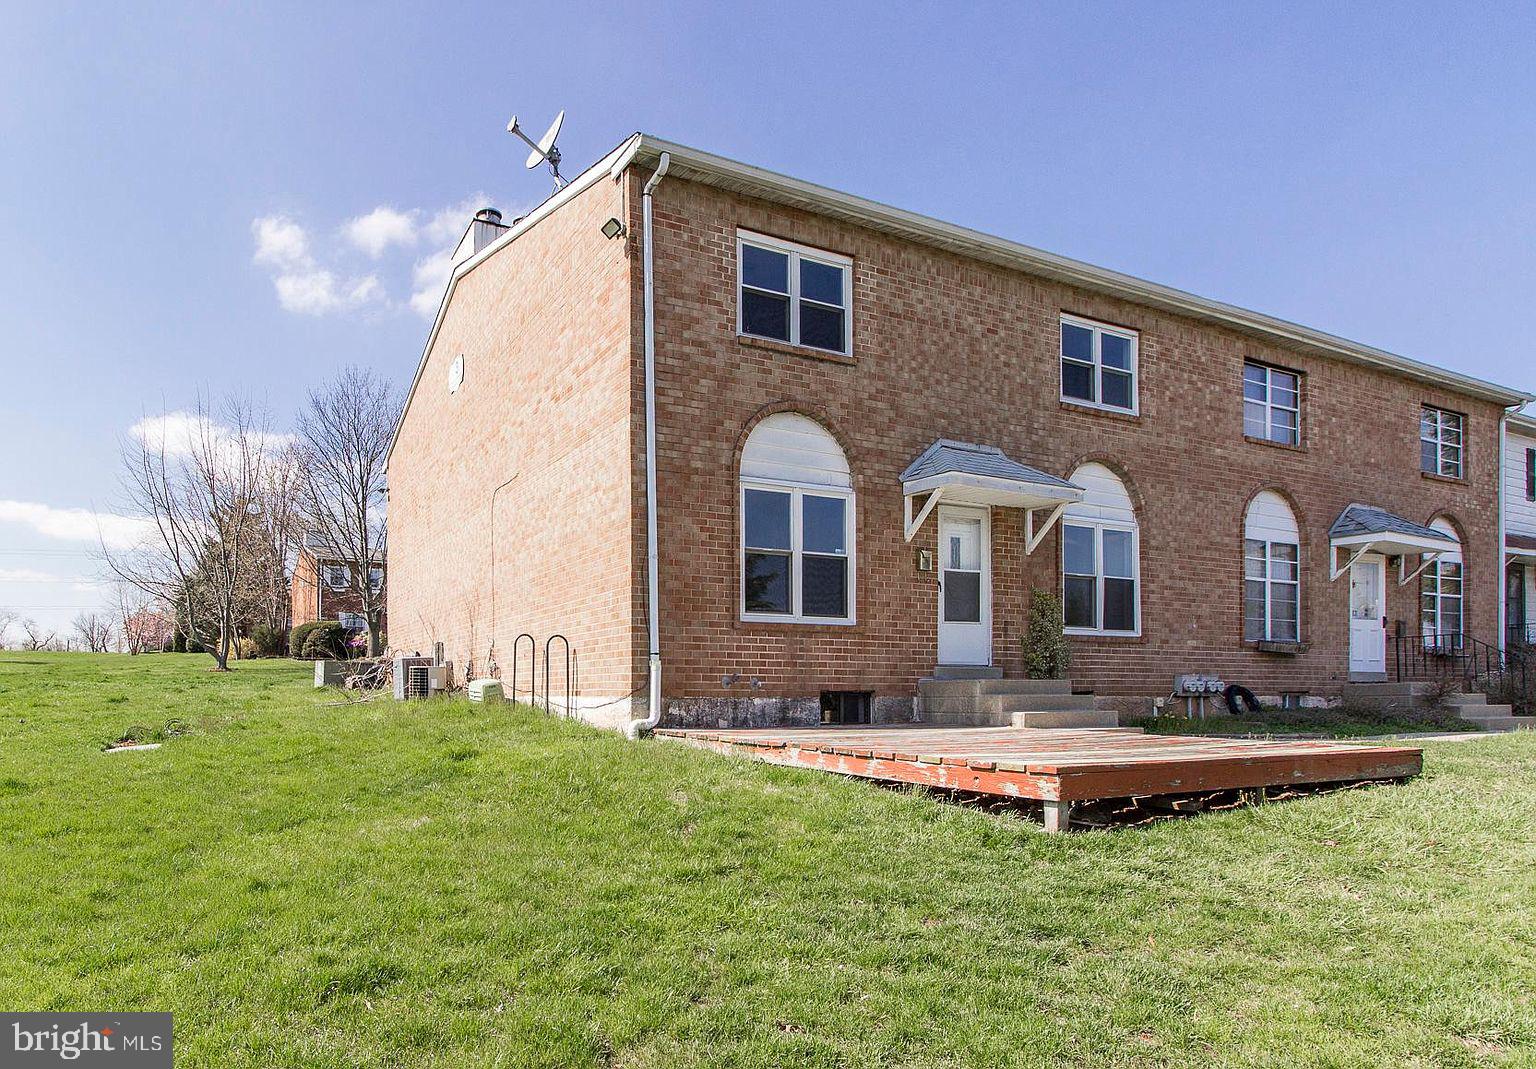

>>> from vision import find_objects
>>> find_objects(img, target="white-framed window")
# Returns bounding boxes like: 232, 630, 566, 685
739, 412, 855, 624
323, 564, 350, 591
1061, 462, 1140, 635
1421, 406, 1464, 478
1243, 491, 1300, 642
1421, 518, 1464, 645
1060, 314, 1138, 414
1243, 362, 1300, 445
337, 612, 366, 631
368, 567, 384, 594
737, 230, 852, 356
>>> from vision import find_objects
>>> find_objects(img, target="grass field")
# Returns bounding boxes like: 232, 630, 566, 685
2, 653, 1535, 1067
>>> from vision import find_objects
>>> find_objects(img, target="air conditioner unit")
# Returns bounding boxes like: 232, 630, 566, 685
393, 656, 434, 700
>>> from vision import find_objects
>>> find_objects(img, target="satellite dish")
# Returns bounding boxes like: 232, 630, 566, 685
506, 109, 567, 189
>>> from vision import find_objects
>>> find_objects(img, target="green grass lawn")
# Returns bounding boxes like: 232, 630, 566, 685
2, 653, 1535, 1067
1128, 703, 1479, 738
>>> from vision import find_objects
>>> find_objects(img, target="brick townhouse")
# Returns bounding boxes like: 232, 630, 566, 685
289, 532, 387, 635
386, 133, 1532, 732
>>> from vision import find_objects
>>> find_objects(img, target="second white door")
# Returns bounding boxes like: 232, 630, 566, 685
938, 507, 991, 666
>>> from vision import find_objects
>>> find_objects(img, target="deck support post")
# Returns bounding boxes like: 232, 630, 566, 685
1042, 799, 1071, 833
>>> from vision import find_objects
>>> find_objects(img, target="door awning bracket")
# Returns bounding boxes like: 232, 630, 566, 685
1025, 502, 1068, 555
1399, 551, 1443, 587
903, 488, 944, 543
1331, 542, 1376, 582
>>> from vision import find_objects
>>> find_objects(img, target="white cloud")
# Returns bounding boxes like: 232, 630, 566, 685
252, 213, 383, 317
0, 501, 155, 550
344, 206, 419, 258
252, 194, 506, 319
130, 411, 295, 458
408, 248, 456, 319
0, 568, 60, 583
251, 215, 311, 270
272, 269, 383, 315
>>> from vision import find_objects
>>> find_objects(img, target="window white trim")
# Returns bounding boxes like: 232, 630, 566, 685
323, 565, 350, 591
1421, 405, 1465, 479
1061, 519, 1141, 637
740, 479, 857, 625
1244, 538, 1301, 642
338, 612, 367, 630
736, 229, 853, 356
1243, 362, 1301, 445
368, 567, 384, 594
1059, 313, 1140, 415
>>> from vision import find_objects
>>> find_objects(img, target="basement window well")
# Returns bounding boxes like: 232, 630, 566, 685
821, 690, 872, 725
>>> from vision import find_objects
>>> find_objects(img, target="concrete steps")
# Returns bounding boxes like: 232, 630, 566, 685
917, 675, 1118, 729
1343, 682, 1534, 732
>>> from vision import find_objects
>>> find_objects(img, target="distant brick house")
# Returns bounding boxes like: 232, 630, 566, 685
387, 133, 1532, 731
289, 532, 386, 635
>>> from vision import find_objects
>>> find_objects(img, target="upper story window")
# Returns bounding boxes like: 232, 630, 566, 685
368, 567, 384, 594
737, 231, 852, 356
740, 413, 855, 623
1421, 406, 1464, 479
1061, 462, 1140, 635
1060, 315, 1138, 414
323, 565, 350, 591
1243, 362, 1300, 445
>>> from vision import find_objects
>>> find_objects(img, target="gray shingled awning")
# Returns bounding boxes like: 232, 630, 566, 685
900, 439, 1083, 547
1328, 504, 1459, 580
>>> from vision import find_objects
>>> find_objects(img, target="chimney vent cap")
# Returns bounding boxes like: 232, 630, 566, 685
474, 207, 503, 224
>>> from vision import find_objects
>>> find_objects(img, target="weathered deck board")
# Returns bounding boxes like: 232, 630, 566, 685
655, 726, 1423, 827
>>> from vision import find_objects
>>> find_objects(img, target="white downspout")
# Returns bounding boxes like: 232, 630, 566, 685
1499, 407, 1511, 647
627, 152, 670, 740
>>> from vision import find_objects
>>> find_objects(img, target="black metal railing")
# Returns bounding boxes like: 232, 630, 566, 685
1390, 624, 1531, 715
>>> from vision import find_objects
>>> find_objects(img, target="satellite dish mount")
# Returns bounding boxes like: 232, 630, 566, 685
506, 110, 567, 190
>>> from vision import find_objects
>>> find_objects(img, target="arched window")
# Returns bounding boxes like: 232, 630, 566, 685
740, 413, 854, 623
1421, 517, 1463, 644
1061, 463, 1139, 635
1244, 491, 1300, 642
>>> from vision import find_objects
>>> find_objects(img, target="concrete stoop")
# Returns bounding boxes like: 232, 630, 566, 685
1341, 682, 1534, 733
917, 676, 1118, 729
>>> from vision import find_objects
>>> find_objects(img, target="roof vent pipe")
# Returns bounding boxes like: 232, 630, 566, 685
627, 151, 670, 741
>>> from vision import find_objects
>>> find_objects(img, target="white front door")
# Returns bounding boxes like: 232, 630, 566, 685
1348, 555, 1386, 675
937, 507, 991, 665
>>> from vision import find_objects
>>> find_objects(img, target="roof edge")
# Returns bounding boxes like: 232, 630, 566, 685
385, 134, 644, 468
629, 135, 1532, 408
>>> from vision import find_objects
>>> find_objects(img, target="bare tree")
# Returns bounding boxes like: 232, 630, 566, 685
19, 618, 55, 651
294, 368, 397, 656
0, 608, 17, 649
106, 394, 277, 670
72, 612, 115, 653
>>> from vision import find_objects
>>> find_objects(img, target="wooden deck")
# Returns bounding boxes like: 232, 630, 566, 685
656, 725, 1424, 831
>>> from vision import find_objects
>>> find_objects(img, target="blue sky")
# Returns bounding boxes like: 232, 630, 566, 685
3, 1, 1535, 637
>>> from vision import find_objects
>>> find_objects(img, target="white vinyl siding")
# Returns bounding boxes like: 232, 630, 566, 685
1505, 429, 1536, 539
1061, 462, 1139, 635
1060, 315, 1138, 414
737, 231, 852, 356
1243, 491, 1301, 642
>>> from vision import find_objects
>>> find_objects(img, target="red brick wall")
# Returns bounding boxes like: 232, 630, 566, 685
387, 175, 639, 722
289, 553, 388, 633
645, 176, 1504, 711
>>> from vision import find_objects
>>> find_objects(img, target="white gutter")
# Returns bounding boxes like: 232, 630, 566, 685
627, 151, 671, 740
626, 136, 1533, 409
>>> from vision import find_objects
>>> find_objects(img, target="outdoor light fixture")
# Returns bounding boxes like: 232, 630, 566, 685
600, 216, 625, 240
